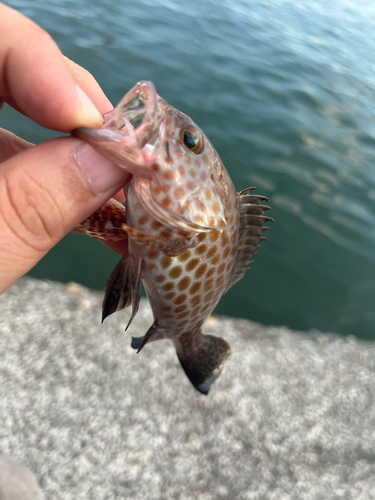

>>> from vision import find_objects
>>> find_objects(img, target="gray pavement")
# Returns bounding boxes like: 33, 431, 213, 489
1, 277, 375, 499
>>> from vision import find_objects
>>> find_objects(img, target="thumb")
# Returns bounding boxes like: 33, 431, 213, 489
0, 137, 129, 293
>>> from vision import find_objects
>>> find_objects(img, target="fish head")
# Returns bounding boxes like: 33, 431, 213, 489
73, 81, 227, 232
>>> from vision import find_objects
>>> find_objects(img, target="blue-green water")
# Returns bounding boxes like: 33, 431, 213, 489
3, 0, 375, 339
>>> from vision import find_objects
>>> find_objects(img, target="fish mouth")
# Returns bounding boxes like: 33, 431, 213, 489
72, 81, 163, 175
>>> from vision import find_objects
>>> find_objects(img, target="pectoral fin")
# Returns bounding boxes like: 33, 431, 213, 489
77, 205, 128, 242
122, 224, 195, 256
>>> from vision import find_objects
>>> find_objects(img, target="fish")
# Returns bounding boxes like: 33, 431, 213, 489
73, 81, 272, 394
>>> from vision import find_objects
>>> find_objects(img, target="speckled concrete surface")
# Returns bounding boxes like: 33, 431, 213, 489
1, 278, 375, 500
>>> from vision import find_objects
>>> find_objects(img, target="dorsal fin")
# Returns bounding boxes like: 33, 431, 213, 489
225, 187, 272, 292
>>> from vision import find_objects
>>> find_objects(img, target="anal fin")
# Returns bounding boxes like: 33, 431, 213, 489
102, 254, 142, 323
177, 333, 231, 395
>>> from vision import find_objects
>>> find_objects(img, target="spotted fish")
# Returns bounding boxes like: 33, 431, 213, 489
73, 81, 271, 394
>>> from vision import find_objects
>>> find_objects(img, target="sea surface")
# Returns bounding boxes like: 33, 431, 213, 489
3, 0, 375, 339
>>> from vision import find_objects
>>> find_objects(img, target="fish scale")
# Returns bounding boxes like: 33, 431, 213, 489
73, 81, 271, 394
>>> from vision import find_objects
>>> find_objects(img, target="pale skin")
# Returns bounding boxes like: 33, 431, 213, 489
0, 4, 129, 294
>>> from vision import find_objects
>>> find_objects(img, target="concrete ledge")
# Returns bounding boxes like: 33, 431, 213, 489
1, 278, 375, 499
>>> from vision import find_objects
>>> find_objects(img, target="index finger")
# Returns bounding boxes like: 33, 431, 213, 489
0, 4, 103, 132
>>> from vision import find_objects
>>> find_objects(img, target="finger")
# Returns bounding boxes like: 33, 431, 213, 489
64, 57, 113, 115
113, 190, 126, 203
102, 239, 129, 256
0, 137, 131, 293
0, 4, 103, 131
0, 128, 34, 163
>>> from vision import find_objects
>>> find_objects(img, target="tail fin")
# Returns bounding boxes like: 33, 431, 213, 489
177, 334, 231, 395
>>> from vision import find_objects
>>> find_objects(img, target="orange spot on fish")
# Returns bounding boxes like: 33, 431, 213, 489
175, 304, 187, 313
178, 251, 191, 262
155, 275, 165, 283
216, 275, 225, 287
161, 256, 173, 268
211, 253, 221, 266
138, 215, 148, 225
176, 309, 189, 317
174, 187, 185, 199
210, 231, 220, 242
223, 247, 230, 259
162, 282, 174, 291
178, 165, 185, 176
152, 163, 160, 171
164, 292, 175, 300
207, 246, 217, 259
148, 249, 159, 259
165, 170, 175, 180
170, 266, 183, 279
178, 277, 190, 291
174, 294, 187, 305
196, 244, 207, 255
206, 267, 216, 278
187, 181, 197, 191
186, 258, 199, 271
191, 295, 200, 307
212, 202, 220, 215
218, 263, 226, 275
204, 189, 212, 201
190, 282, 201, 294
221, 232, 229, 247
204, 279, 214, 292
204, 291, 215, 303
195, 263, 207, 279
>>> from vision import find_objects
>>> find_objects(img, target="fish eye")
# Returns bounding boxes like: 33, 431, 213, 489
180, 126, 203, 154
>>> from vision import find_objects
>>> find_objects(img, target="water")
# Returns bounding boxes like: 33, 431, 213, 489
3, 0, 375, 339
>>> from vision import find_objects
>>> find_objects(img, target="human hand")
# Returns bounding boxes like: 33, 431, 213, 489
0, 4, 129, 294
